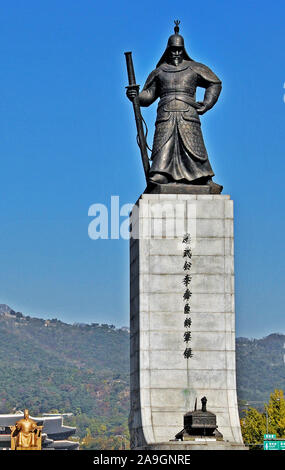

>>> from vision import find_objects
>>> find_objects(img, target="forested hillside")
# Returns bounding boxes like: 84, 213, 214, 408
0, 305, 130, 448
0, 304, 284, 448
236, 334, 285, 403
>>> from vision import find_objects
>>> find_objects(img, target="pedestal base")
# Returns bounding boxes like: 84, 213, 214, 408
135, 440, 248, 451
129, 194, 245, 450
144, 181, 223, 195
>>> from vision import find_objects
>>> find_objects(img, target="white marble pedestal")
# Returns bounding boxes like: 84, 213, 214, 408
129, 194, 245, 450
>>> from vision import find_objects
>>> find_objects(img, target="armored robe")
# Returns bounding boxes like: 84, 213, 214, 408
139, 59, 222, 183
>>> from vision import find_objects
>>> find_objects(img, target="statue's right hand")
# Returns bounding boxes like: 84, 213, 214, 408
126, 87, 138, 101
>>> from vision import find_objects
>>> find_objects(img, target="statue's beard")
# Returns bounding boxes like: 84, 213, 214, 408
169, 56, 182, 66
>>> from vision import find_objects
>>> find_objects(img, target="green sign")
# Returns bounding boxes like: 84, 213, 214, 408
264, 434, 276, 440
264, 441, 280, 450
264, 440, 285, 450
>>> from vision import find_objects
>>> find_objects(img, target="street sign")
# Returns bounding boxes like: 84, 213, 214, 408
264, 440, 285, 450
264, 441, 280, 450
264, 434, 276, 440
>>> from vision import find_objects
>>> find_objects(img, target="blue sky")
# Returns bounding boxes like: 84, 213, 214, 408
0, 0, 284, 337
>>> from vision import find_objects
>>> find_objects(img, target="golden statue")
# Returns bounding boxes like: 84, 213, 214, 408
10, 409, 43, 450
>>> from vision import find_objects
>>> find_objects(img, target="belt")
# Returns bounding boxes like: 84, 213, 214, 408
158, 94, 199, 109
160, 89, 195, 98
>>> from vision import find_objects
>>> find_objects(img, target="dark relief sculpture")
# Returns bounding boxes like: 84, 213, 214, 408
125, 21, 223, 194
175, 397, 223, 440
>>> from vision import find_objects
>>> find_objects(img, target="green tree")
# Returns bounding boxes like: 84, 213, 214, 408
241, 407, 266, 445
241, 389, 285, 446
266, 389, 285, 437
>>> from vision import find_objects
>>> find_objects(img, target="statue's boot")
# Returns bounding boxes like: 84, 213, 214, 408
148, 173, 169, 184
206, 177, 223, 194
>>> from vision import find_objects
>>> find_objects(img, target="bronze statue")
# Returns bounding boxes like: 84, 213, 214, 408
126, 21, 222, 193
10, 409, 43, 450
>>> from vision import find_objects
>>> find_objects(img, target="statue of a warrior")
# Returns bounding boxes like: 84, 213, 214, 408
126, 22, 222, 193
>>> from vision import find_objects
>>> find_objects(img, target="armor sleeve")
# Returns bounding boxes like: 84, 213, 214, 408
201, 82, 222, 111
191, 61, 221, 84
139, 69, 160, 107
195, 63, 222, 111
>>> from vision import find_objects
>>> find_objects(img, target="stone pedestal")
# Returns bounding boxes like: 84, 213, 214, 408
129, 194, 245, 450
135, 440, 247, 451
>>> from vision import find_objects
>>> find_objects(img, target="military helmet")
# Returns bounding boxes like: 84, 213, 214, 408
167, 21, 185, 48
156, 21, 192, 68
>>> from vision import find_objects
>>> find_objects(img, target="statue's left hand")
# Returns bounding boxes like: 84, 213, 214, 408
196, 102, 208, 115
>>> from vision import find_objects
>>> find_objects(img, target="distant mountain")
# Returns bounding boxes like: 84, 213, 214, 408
236, 333, 285, 403
0, 307, 130, 438
0, 305, 284, 432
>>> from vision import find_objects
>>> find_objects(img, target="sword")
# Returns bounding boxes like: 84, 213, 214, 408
124, 51, 150, 181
